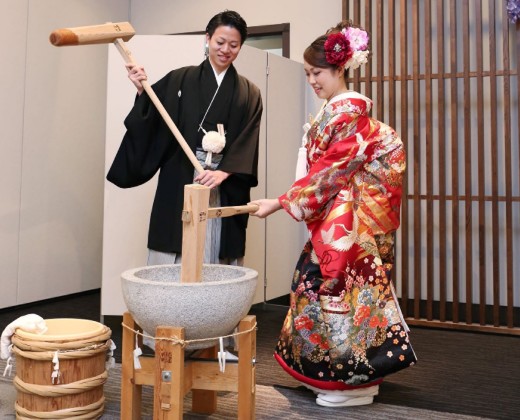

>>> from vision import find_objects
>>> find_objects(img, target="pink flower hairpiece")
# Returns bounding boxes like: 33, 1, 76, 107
324, 26, 370, 70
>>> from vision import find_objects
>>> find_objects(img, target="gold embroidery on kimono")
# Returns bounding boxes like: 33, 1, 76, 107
274, 92, 416, 390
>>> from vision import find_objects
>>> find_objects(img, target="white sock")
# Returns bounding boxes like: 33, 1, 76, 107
317, 384, 379, 401
316, 395, 374, 407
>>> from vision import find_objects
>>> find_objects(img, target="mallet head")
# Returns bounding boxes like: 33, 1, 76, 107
50, 22, 135, 46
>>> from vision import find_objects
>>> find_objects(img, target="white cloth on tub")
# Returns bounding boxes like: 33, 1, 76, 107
1, 314, 47, 359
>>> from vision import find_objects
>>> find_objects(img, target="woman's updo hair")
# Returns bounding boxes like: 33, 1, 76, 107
303, 20, 371, 80
303, 35, 333, 70
206, 10, 248, 45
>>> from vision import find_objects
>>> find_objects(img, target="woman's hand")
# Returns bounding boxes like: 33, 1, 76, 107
249, 199, 282, 218
194, 170, 230, 189
125, 63, 147, 95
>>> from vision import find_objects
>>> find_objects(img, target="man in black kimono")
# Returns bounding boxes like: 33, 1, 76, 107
107, 11, 262, 265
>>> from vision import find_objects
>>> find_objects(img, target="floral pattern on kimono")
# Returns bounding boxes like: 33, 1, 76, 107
274, 92, 416, 390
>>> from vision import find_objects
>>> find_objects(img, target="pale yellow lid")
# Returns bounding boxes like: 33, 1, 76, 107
15, 318, 106, 341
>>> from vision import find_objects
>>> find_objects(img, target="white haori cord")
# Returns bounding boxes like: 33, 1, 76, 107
197, 84, 225, 169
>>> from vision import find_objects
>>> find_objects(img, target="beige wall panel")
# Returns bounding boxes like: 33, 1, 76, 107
264, 53, 307, 301
234, 46, 268, 303
16, 0, 129, 305
0, 0, 28, 308
129, 0, 342, 63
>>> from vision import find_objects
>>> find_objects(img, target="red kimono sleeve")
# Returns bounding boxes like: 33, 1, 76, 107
279, 113, 378, 223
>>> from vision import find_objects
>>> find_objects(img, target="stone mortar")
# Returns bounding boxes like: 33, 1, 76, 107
121, 264, 258, 349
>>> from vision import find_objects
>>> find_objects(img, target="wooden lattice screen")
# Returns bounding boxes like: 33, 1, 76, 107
343, 0, 519, 335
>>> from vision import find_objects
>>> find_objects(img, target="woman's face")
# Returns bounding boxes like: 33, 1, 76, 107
304, 61, 346, 101
206, 25, 242, 74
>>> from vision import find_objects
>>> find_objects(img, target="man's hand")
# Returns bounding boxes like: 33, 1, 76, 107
194, 170, 230, 189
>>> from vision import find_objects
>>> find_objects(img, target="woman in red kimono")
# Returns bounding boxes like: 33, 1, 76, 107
251, 21, 416, 407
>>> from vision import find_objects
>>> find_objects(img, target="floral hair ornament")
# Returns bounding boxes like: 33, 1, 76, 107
324, 25, 370, 70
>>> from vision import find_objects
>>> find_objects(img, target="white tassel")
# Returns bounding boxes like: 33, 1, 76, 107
51, 351, 61, 384
205, 152, 213, 166
106, 339, 117, 370
133, 334, 142, 369
295, 147, 308, 181
295, 122, 311, 181
202, 125, 226, 168
217, 337, 226, 373
202, 129, 226, 154
3, 355, 13, 377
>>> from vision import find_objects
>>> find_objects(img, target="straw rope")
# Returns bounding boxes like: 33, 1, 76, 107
12, 326, 111, 352
121, 321, 258, 348
15, 396, 105, 419
11, 340, 111, 361
13, 370, 108, 397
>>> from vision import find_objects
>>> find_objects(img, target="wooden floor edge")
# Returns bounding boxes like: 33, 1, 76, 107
405, 318, 520, 336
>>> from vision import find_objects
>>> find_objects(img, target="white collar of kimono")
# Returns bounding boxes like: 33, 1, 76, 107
314, 92, 354, 120
327, 90, 368, 105
210, 62, 228, 86
327, 90, 356, 105
314, 91, 371, 123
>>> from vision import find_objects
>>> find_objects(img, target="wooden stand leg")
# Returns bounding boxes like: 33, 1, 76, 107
191, 345, 218, 414
154, 325, 185, 420
121, 314, 256, 418
121, 312, 142, 420
238, 315, 257, 420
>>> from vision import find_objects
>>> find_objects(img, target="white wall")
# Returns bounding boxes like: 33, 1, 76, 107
0, 0, 130, 308
0, 0, 28, 308
129, 0, 343, 63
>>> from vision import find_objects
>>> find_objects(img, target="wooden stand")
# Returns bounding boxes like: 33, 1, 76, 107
121, 312, 256, 419
120, 184, 259, 418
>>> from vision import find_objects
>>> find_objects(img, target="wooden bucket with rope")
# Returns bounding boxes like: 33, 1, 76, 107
11, 318, 112, 419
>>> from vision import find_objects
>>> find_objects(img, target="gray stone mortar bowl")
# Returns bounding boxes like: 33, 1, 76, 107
121, 264, 258, 349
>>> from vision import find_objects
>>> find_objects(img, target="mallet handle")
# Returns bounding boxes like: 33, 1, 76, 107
182, 204, 259, 221
113, 38, 205, 174
207, 204, 259, 219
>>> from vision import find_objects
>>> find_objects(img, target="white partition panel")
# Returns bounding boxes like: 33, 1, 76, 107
264, 54, 307, 301
234, 46, 268, 303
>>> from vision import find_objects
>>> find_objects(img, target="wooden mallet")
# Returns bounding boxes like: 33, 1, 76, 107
50, 21, 205, 174
50, 22, 259, 282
